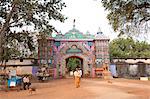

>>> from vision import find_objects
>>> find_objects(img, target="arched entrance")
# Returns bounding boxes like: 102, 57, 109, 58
61, 54, 89, 77
58, 42, 95, 77
65, 56, 83, 73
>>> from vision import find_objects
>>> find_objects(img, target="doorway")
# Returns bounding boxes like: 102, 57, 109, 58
65, 56, 83, 74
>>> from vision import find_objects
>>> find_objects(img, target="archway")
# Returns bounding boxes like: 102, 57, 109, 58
65, 56, 83, 75
59, 42, 94, 77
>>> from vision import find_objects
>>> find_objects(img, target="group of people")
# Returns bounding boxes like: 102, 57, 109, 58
23, 67, 82, 89
23, 68, 82, 89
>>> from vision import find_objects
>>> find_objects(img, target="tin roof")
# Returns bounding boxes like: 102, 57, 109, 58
113, 59, 150, 64
0, 59, 35, 66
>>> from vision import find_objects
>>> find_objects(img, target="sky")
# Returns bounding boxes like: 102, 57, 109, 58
50, 0, 118, 40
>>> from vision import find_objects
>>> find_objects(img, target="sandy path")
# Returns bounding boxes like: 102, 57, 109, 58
0, 78, 150, 99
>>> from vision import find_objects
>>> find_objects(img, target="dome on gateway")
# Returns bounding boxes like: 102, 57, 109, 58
54, 27, 95, 40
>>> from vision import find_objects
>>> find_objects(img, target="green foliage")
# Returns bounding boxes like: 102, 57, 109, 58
0, 0, 66, 61
67, 58, 81, 71
0, 0, 66, 31
101, 0, 150, 36
110, 37, 150, 59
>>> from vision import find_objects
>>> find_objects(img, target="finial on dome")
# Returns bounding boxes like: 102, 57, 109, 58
73, 19, 75, 28
86, 31, 90, 34
59, 30, 62, 34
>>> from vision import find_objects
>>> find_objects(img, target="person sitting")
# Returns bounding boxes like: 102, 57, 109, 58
23, 75, 31, 90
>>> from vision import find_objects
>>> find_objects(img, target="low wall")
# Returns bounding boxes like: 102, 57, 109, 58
0, 66, 38, 76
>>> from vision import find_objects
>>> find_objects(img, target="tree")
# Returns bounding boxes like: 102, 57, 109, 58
101, 0, 150, 36
109, 37, 150, 59
0, 0, 66, 62
67, 58, 81, 71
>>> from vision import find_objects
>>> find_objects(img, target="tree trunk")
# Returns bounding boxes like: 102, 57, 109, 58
0, 31, 5, 62
0, 3, 16, 62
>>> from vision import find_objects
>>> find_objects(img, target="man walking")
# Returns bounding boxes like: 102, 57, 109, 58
74, 68, 81, 88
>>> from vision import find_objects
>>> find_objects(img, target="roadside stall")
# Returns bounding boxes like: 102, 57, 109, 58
0, 58, 37, 91
7, 69, 22, 91
7, 76, 22, 91
0, 69, 23, 91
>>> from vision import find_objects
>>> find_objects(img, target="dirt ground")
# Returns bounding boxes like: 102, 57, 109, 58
0, 78, 150, 99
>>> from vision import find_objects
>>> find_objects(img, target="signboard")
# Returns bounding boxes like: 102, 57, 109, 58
10, 81, 16, 86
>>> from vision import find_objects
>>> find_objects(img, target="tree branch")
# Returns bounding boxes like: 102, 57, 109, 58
139, 17, 150, 24
0, 3, 16, 35
135, 3, 150, 9
9, 16, 25, 25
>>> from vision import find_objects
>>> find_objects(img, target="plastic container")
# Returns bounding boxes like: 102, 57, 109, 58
7, 76, 22, 87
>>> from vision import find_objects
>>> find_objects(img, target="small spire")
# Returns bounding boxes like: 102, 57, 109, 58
73, 19, 75, 28
98, 27, 102, 33
86, 31, 90, 34
97, 27, 102, 34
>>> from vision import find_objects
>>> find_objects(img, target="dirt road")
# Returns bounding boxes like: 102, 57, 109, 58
0, 78, 150, 99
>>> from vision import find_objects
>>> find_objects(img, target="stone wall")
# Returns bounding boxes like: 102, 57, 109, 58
146, 65, 150, 76
129, 65, 138, 76
116, 63, 150, 78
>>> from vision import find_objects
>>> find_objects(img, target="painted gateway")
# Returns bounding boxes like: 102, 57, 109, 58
38, 27, 110, 78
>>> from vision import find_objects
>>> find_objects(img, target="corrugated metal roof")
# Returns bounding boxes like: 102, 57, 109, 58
113, 59, 150, 64
0, 59, 35, 66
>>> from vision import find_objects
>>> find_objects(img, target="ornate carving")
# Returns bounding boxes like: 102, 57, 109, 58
66, 45, 82, 53
60, 42, 89, 54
